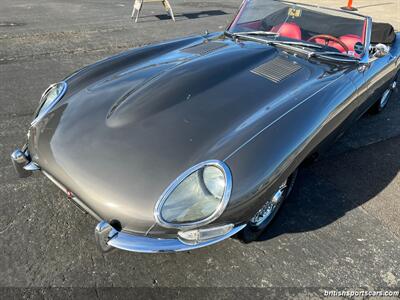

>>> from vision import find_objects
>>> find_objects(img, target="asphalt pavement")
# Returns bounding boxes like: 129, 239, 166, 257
0, 0, 399, 295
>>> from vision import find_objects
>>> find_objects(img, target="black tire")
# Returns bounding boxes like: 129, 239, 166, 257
370, 77, 398, 114
238, 169, 298, 243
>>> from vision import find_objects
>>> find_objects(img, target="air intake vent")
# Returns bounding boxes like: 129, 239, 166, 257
182, 42, 227, 55
251, 57, 302, 83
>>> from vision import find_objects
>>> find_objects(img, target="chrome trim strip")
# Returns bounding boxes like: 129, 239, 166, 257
154, 160, 232, 230
31, 81, 68, 126
95, 220, 246, 253
42, 170, 68, 193
42, 170, 102, 221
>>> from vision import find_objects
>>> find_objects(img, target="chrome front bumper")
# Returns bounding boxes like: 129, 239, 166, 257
11, 147, 245, 254
95, 221, 246, 253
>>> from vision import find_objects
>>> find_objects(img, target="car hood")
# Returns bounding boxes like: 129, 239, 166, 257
29, 34, 342, 233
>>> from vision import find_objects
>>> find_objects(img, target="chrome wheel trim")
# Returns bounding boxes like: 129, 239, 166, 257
250, 180, 288, 227
379, 88, 391, 109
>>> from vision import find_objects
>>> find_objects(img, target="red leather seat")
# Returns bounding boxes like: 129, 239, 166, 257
271, 22, 302, 40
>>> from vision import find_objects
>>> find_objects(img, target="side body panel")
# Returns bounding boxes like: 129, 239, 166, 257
359, 35, 400, 113
221, 34, 400, 225
221, 70, 360, 223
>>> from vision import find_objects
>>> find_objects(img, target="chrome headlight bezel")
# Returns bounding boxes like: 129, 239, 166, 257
154, 160, 232, 229
31, 81, 68, 126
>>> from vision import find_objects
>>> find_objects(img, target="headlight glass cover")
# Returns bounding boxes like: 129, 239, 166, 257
33, 81, 67, 123
154, 160, 232, 228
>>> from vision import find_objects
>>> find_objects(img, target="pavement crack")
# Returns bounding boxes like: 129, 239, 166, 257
0, 220, 15, 234
94, 287, 100, 300
0, 206, 27, 234
356, 204, 400, 240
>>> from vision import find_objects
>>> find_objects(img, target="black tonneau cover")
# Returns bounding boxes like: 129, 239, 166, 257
371, 23, 396, 45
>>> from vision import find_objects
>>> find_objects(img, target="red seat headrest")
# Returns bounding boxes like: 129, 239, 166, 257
271, 22, 302, 40
313, 34, 362, 57
339, 34, 362, 57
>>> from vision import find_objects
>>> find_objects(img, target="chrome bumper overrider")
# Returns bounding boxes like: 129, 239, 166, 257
95, 221, 246, 253
11, 148, 40, 177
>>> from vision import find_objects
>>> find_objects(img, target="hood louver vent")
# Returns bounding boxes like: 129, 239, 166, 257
182, 41, 227, 55
251, 57, 302, 83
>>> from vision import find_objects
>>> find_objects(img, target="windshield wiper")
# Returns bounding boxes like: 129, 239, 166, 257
227, 32, 322, 49
225, 33, 358, 63
309, 51, 359, 62
225, 31, 279, 38
269, 40, 323, 49
236, 31, 279, 37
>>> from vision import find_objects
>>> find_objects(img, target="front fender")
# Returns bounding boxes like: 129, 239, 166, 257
220, 70, 359, 224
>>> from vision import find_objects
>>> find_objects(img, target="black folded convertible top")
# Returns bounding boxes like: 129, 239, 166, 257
371, 23, 396, 45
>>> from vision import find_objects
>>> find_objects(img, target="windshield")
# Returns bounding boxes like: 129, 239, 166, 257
228, 0, 368, 58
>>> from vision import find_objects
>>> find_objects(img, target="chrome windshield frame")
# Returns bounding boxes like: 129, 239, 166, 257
360, 16, 372, 64
227, 0, 373, 64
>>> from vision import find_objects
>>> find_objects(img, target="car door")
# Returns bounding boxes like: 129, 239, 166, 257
359, 50, 398, 113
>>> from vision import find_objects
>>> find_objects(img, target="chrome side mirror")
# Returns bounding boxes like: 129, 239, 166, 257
373, 44, 390, 58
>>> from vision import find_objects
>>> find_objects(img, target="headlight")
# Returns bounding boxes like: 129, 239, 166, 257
154, 160, 232, 229
32, 81, 67, 124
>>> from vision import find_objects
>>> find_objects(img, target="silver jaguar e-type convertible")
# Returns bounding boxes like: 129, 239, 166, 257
11, 0, 399, 253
